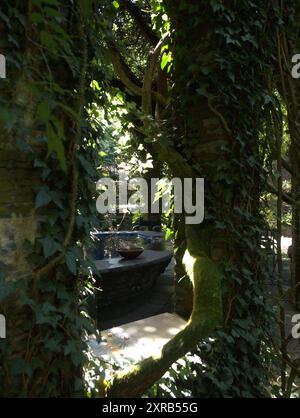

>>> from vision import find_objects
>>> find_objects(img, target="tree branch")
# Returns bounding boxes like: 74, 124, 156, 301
106, 41, 143, 96
118, 0, 159, 46
142, 38, 166, 114
266, 181, 294, 205
106, 41, 167, 106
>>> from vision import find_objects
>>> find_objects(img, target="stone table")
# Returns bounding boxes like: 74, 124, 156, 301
94, 250, 173, 327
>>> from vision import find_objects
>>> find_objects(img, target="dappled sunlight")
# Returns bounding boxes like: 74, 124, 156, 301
88, 313, 186, 378
143, 326, 156, 333
2, 0, 300, 399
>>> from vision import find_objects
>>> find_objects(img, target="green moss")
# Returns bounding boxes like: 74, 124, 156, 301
106, 227, 223, 398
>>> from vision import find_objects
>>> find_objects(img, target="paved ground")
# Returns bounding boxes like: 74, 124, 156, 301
89, 312, 186, 380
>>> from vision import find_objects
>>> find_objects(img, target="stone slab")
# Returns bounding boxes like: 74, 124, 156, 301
88, 312, 186, 378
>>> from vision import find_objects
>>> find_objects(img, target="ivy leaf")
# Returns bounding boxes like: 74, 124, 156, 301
39, 237, 60, 258
40, 30, 55, 50
0, 108, 17, 130
10, 358, 33, 377
161, 53, 171, 70
46, 121, 67, 172
201, 66, 212, 75
44, 7, 64, 19
71, 351, 86, 367
50, 191, 65, 209
31, 12, 43, 24
210, 0, 224, 12
37, 101, 51, 123
65, 251, 77, 275
44, 338, 61, 352
42, 302, 57, 315
196, 84, 208, 97
0, 262, 14, 302
64, 340, 78, 356
0, 11, 10, 27
35, 187, 52, 208
78, 154, 96, 177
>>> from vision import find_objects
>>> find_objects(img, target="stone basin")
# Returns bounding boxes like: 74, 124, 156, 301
94, 249, 173, 327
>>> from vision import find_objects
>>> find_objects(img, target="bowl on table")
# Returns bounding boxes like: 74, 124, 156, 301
117, 247, 144, 259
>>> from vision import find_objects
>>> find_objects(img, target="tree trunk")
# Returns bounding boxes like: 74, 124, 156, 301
0, 2, 88, 397
107, 0, 269, 397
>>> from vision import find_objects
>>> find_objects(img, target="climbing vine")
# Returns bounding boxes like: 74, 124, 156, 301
148, 0, 297, 398
0, 0, 103, 397
98, 0, 295, 397
0, 0, 299, 399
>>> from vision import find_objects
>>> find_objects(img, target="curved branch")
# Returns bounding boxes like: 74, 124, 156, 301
118, 0, 159, 46
106, 43, 167, 106
106, 43, 143, 97
140, 39, 194, 177
142, 39, 166, 114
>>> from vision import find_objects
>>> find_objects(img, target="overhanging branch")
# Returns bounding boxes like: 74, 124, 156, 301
142, 38, 166, 114
118, 0, 159, 46
106, 41, 167, 106
106, 41, 143, 97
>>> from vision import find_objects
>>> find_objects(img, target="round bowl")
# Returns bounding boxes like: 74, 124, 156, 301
117, 247, 144, 259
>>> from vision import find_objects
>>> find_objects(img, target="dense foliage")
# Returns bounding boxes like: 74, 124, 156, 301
0, 0, 103, 396
0, 0, 299, 398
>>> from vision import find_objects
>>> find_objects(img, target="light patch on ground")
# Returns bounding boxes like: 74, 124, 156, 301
88, 313, 186, 379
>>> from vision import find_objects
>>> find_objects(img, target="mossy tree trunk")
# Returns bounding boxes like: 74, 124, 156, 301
107, 0, 270, 398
